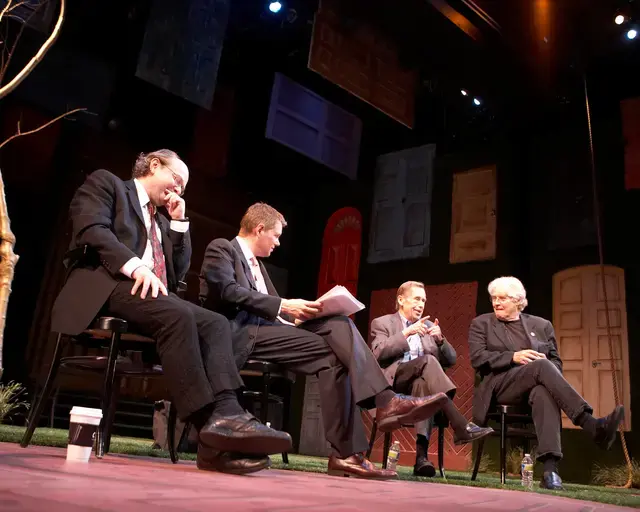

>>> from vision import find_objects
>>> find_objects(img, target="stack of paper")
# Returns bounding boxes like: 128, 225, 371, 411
316, 285, 365, 318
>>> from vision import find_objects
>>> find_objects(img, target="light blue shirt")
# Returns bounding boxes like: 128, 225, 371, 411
401, 316, 424, 362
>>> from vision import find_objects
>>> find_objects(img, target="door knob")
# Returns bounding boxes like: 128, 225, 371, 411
592, 360, 602, 368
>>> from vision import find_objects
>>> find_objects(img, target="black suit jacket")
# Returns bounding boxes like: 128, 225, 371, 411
468, 312, 563, 425
51, 169, 191, 335
199, 237, 284, 363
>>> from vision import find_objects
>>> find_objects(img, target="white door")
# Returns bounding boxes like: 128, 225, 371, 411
553, 265, 631, 430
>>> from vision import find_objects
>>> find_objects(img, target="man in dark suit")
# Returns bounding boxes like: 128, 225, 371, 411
469, 276, 625, 490
51, 150, 292, 474
371, 281, 493, 477
199, 202, 449, 479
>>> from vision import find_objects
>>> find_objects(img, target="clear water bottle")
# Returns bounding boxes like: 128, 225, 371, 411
387, 440, 401, 471
521, 453, 534, 489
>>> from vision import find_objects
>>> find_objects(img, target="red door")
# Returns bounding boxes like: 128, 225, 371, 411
317, 208, 362, 298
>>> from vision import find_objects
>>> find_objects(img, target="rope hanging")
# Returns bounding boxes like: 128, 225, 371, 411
583, 75, 633, 489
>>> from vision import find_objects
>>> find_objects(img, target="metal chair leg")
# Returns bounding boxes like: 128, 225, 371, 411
281, 380, 291, 464
500, 411, 507, 484
49, 387, 60, 428
21, 334, 65, 448
177, 421, 191, 453
96, 331, 121, 459
167, 401, 179, 464
382, 432, 391, 469
438, 424, 446, 478
366, 418, 378, 459
102, 378, 121, 455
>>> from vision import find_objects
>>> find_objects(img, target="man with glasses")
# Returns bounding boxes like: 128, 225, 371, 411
371, 280, 493, 477
469, 276, 625, 490
51, 149, 292, 475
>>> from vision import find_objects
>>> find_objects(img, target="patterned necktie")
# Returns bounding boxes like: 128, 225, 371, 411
147, 203, 167, 288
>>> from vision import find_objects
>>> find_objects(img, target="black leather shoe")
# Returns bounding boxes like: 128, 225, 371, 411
197, 443, 271, 475
540, 470, 564, 490
413, 457, 436, 477
199, 412, 292, 455
595, 405, 625, 450
453, 423, 494, 445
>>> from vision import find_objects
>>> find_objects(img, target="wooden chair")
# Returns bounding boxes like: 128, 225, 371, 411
366, 411, 448, 477
167, 359, 295, 464
470, 403, 536, 484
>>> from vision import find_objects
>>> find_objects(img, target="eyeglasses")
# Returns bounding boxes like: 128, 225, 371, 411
491, 296, 514, 304
165, 165, 185, 196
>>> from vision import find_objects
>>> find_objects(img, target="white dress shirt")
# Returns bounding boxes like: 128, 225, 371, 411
400, 313, 424, 363
120, 179, 189, 277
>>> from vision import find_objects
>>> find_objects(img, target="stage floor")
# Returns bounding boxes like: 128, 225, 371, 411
0, 442, 636, 511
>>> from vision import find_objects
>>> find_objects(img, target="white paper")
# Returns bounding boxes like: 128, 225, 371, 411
316, 285, 365, 318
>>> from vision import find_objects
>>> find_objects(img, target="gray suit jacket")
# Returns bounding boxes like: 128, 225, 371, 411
468, 312, 563, 425
370, 312, 457, 386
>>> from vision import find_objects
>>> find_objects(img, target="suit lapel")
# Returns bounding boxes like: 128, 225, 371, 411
491, 315, 516, 351
519, 314, 538, 351
231, 238, 258, 291
125, 180, 146, 230
393, 313, 405, 334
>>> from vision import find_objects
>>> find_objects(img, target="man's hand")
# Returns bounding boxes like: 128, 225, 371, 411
512, 349, 546, 365
280, 299, 323, 321
402, 315, 431, 338
165, 191, 186, 220
131, 266, 168, 299
427, 318, 443, 343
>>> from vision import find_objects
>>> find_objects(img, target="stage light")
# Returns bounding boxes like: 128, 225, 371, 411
615, 14, 626, 25
627, 28, 637, 39
461, 89, 468, 96
268, 1, 282, 13
473, 97, 482, 106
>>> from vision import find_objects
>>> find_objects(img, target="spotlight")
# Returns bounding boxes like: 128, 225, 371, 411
473, 97, 482, 106
627, 28, 637, 39
460, 89, 468, 96
268, 1, 282, 13
615, 14, 626, 25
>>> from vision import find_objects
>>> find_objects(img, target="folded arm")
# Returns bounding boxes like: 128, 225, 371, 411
70, 170, 138, 276
370, 318, 410, 363
468, 318, 514, 374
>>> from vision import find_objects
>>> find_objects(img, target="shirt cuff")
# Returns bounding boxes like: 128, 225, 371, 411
120, 257, 145, 278
170, 220, 190, 233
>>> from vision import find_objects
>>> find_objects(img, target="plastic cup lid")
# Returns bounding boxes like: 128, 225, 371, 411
69, 406, 103, 418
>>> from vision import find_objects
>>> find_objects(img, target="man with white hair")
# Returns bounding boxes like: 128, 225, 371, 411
468, 276, 625, 490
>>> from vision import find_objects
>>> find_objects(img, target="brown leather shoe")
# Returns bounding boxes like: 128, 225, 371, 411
376, 393, 448, 432
327, 453, 398, 479
453, 423, 494, 445
199, 412, 292, 455
197, 442, 271, 475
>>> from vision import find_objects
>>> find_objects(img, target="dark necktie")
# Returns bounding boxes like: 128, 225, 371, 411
147, 203, 167, 288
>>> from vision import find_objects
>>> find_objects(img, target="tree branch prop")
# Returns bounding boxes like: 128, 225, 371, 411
0, 0, 65, 100
0, 106, 84, 379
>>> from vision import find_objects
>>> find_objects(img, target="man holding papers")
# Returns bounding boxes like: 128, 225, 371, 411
199, 202, 449, 479
371, 281, 494, 476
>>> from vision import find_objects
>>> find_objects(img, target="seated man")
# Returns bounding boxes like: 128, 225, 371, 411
371, 281, 493, 477
51, 150, 291, 475
469, 276, 625, 490
199, 202, 451, 479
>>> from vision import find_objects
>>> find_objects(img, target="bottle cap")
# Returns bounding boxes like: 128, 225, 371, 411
524, 453, 530, 457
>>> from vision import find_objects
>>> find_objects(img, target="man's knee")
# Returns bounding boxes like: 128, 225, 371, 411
420, 355, 441, 375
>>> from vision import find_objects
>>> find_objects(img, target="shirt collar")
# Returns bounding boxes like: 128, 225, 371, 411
235, 236, 257, 266
398, 312, 412, 328
133, 179, 151, 210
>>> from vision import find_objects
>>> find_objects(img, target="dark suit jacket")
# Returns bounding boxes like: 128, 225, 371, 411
370, 312, 457, 386
199, 237, 283, 365
468, 312, 563, 425
51, 169, 191, 335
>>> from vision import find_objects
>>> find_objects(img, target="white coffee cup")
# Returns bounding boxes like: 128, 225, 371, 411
67, 406, 103, 462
